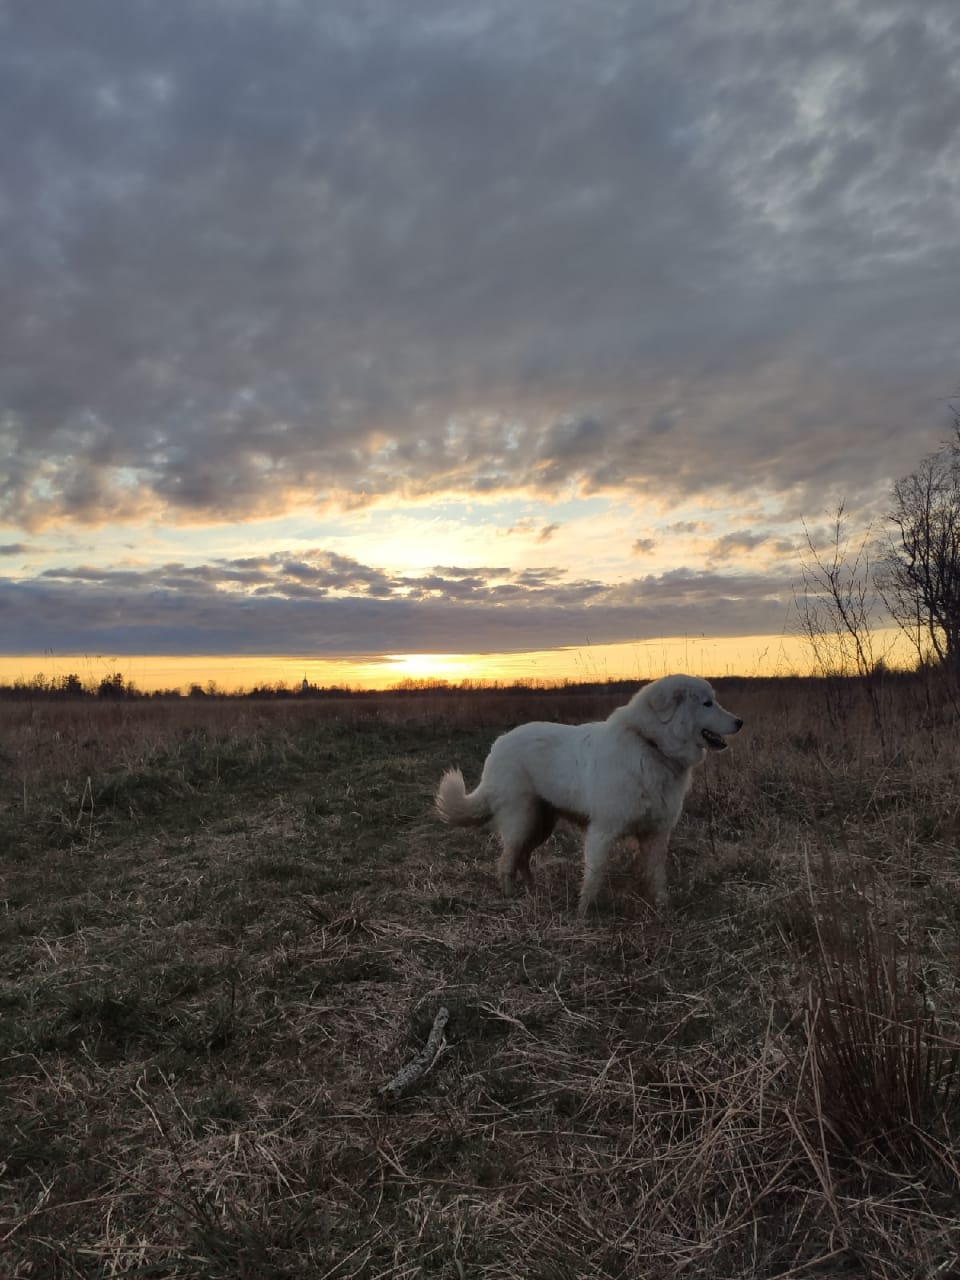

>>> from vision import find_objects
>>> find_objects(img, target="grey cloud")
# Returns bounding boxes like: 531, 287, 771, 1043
708, 531, 771, 561
32, 551, 576, 607
2, 552, 795, 656
432, 565, 511, 579
1, 1, 958, 531
40, 565, 156, 587
632, 538, 657, 555
280, 554, 396, 596
403, 574, 482, 599
505, 520, 560, 543
511, 567, 569, 589
773, 537, 802, 556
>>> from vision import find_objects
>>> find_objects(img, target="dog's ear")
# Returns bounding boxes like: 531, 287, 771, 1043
647, 683, 685, 725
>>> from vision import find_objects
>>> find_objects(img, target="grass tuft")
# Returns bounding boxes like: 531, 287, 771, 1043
795, 856, 960, 1175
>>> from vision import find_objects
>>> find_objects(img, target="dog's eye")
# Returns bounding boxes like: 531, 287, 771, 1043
703, 698, 713, 707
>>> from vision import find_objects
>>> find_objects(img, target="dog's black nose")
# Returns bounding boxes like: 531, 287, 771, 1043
734, 718, 744, 731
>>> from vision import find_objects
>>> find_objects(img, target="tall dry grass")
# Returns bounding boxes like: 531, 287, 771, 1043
1, 673, 959, 1277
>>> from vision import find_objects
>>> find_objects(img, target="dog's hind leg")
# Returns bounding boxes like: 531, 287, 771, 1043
497, 838, 533, 896
496, 803, 555, 896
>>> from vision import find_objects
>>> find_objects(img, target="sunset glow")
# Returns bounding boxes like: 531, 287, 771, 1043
0, 629, 918, 696
1, 4, 955, 687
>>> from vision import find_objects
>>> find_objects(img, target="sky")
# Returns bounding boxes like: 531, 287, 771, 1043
2, 0, 958, 690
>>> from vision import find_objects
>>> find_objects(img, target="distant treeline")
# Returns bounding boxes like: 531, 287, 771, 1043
0, 666, 928, 702
0, 671, 647, 701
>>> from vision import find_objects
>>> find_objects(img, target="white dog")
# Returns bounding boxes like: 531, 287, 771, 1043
435, 674, 742, 914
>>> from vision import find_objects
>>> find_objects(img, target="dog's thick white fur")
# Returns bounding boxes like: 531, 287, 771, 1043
435, 674, 742, 915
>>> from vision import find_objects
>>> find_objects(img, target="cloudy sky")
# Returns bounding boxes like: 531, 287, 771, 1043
1, 0, 958, 687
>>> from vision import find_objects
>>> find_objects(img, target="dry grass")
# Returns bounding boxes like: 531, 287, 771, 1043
1, 676, 959, 1277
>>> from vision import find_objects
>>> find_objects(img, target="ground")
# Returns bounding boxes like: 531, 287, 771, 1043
1, 679, 959, 1278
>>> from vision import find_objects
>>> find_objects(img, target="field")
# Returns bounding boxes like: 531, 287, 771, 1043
2, 678, 959, 1278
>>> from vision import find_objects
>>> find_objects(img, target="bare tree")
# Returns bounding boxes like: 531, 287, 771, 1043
795, 506, 889, 746
879, 420, 960, 679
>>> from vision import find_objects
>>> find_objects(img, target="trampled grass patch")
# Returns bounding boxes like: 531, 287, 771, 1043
1, 679, 959, 1277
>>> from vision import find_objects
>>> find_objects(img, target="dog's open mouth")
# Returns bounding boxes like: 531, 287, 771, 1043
701, 728, 728, 751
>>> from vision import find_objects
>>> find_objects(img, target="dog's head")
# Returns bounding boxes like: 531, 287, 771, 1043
626, 674, 743, 768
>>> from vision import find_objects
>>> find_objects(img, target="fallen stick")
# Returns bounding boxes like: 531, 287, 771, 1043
377, 1005, 450, 1102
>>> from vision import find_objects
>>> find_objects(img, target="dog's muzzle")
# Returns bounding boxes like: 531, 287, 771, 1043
701, 728, 728, 750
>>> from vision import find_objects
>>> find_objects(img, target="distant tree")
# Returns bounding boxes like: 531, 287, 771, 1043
97, 672, 128, 699
392, 677, 451, 693
878, 419, 960, 678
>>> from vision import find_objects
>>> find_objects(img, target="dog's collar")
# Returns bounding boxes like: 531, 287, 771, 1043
636, 732, 689, 776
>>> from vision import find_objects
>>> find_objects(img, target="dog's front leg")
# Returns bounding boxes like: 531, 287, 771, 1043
578, 826, 616, 916
644, 832, 670, 907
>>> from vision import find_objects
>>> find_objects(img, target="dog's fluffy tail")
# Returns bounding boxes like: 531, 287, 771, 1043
434, 769, 491, 827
